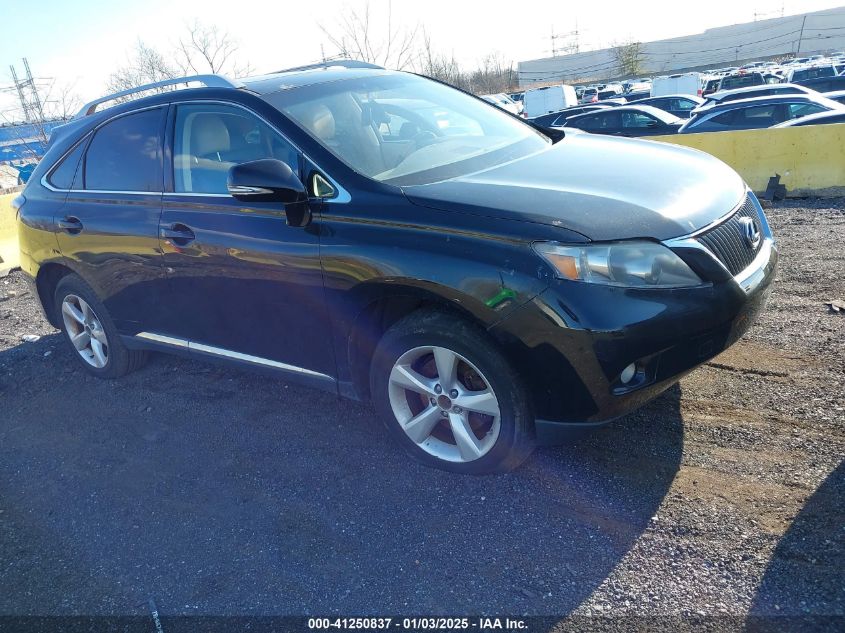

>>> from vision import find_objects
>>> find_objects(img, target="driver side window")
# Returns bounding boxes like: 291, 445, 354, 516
622, 112, 657, 128
173, 103, 299, 194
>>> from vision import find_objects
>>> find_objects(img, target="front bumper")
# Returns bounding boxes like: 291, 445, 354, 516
489, 235, 777, 444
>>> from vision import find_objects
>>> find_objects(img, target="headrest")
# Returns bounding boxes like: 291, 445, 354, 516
302, 104, 335, 140
191, 114, 231, 157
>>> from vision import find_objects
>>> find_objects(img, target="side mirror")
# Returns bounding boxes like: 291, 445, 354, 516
228, 159, 307, 204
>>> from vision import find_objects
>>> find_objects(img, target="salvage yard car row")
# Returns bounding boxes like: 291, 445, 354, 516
493, 51, 845, 137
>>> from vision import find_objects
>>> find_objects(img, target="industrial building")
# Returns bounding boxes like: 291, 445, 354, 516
518, 6, 845, 86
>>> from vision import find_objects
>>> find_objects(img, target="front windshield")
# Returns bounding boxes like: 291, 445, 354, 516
263, 73, 549, 186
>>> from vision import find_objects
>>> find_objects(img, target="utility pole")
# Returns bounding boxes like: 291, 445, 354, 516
9, 58, 45, 124
8, 58, 49, 148
797, 14, 807, 54
22, 58, 46, 124
9, 65, 31, 122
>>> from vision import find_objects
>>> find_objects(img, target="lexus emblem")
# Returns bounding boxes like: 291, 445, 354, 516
739, 217, 761, 249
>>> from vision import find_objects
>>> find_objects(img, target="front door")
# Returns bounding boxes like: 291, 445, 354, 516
156, 102, 335, 380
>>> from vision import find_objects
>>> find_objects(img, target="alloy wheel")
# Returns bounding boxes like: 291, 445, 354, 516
61, 294, 109, 369
387, 345, 501, 463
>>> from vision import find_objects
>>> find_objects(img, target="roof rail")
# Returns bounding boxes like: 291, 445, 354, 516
74, 74, 244, 119
273, 60, 385, 74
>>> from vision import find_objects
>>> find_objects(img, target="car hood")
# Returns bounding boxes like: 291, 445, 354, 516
401, 133, 746, 241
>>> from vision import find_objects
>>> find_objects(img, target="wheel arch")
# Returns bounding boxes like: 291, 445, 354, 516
35, 262, 76, 328
344, 281, 523, 402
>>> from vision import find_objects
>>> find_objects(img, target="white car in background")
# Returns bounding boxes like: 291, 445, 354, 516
480, 93, 523, 116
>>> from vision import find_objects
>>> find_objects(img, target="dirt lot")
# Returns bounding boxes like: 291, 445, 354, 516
0, 199, 843, 630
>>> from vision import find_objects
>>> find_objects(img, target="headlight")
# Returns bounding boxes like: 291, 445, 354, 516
533, 241, 704, 288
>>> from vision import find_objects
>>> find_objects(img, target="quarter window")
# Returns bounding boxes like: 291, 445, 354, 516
788, 103, 826, 119
48, 140, 86, 190
173, 104, 299, 194
84, 108, 163, 192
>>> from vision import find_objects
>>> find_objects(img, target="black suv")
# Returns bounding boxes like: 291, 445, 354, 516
16, 62, 777, 474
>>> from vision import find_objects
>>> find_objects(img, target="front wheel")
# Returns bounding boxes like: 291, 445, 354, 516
370, 310, 535, 474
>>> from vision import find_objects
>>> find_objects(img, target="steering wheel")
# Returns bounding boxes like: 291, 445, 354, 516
413, 130, 438, 148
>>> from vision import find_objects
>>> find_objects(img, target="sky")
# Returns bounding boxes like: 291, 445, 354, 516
1, 0, 844, 116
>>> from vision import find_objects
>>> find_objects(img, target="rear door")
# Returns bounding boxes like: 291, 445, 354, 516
55, 107, 167, 333
155, 101, 335, 380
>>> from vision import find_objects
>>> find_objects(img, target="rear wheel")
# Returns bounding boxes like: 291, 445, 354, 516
54, 274, 147, 378
371, 310, 535, 474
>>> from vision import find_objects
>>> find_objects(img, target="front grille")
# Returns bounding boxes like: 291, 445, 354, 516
696, 195, 764, 276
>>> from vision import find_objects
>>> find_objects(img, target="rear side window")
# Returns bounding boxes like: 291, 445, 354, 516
669, 98, 697, 112
622, 112, 657, 128
714, 104, 781, 127
48, 140, 86, 190
720, 74, 762, 90
792, 67, 835, 82
571, 114, 599, 130
84, 108, 164, 192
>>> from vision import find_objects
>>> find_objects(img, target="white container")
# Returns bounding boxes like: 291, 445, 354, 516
651, 73, 707, 97
524, 85, 579, 118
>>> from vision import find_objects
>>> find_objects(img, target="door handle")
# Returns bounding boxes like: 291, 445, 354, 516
58, 216, 83, 234
160, 223, 195, 245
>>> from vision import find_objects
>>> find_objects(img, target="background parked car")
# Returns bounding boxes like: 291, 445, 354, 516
718, 71, 768, 92
580, 87, 598, 104
481, 93, 522, 116
693, 83, 814, 114
702, 77, 722, 96
679, 94, 845, 133
623, 89, 652, 102
530, 103, 612, 128
823, 89, 845, 105
562, 105, 683, 136
786, 65, 837, 83
795, 75, 845, 92
631, 94, 704, 118
771, 109, 845, 127
622, 79, 651, 94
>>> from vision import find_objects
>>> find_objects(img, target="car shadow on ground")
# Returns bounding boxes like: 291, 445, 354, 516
746, 461, 844, 631
0, 336, 684, 617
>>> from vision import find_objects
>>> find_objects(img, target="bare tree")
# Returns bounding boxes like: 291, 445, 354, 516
106, 41, 179, 94
175, 20, 254, 78
319, 0, 418, 70
417, 29, 467, 89
467, 53, 517, 95
613, 40, 644, 77
106, 22, 253, 97
41, 80, 82, 120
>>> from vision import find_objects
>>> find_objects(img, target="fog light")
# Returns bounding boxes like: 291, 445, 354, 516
620, 363, 637, 384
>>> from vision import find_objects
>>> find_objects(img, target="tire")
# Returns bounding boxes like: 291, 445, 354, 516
370, 309, 536, 474
54, 273, 147, 378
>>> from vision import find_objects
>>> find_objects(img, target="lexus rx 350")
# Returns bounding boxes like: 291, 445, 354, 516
15, 62, 777, 474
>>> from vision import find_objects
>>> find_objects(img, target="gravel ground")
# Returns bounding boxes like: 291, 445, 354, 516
0, 200, 842, 631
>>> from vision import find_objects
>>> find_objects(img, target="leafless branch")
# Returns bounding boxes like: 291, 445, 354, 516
319, 0, 419, 70
175, 20, 253, 77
